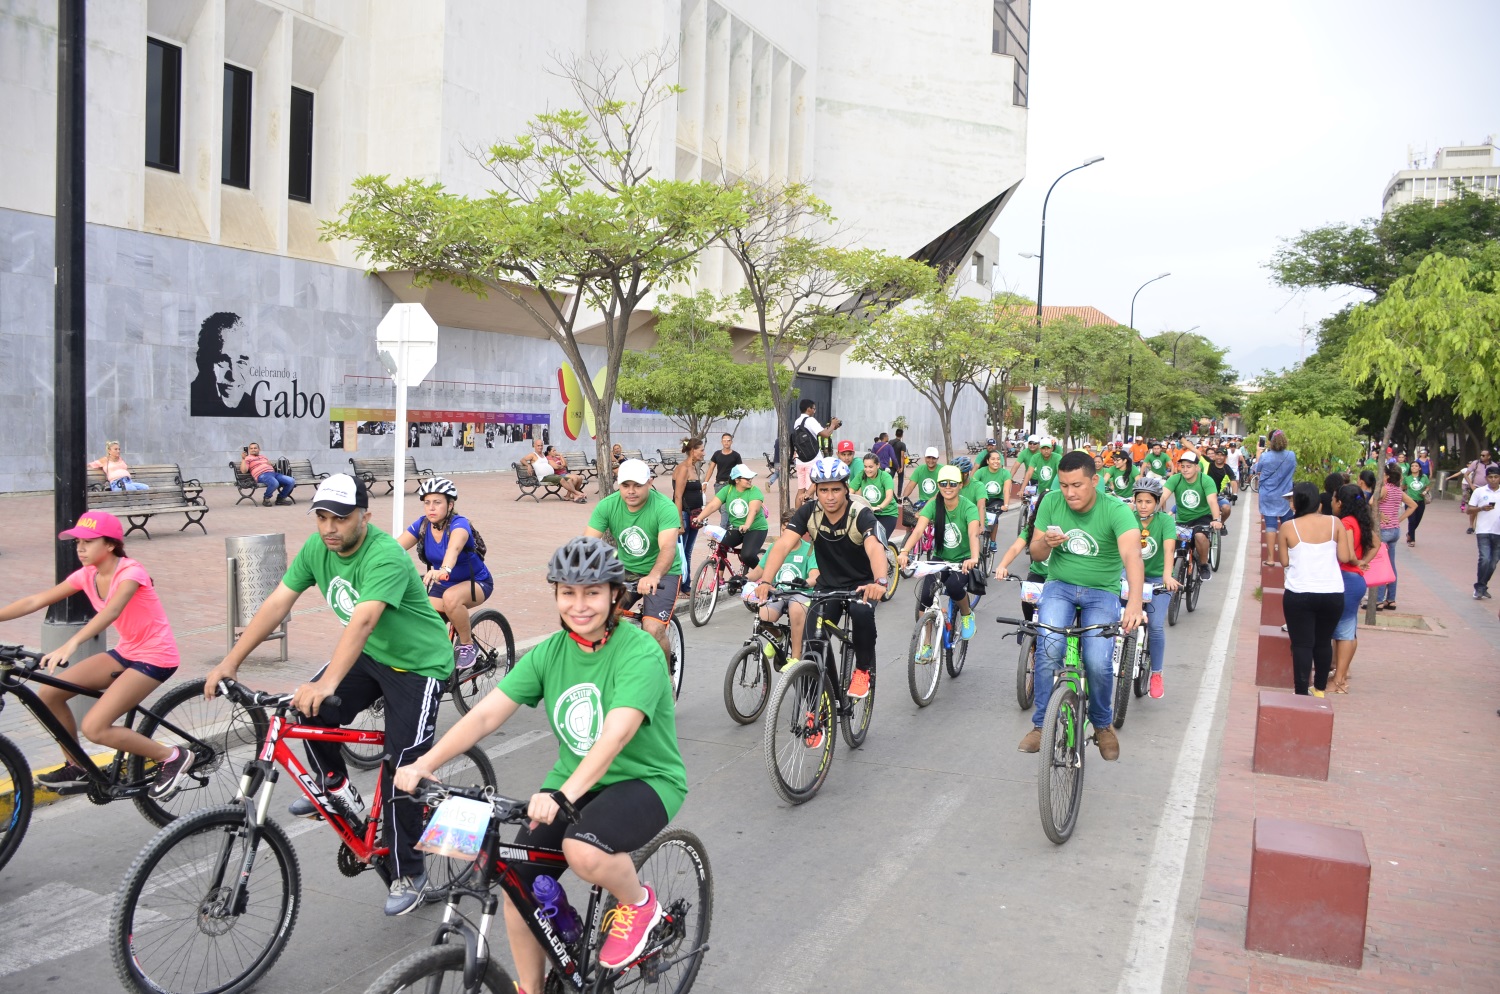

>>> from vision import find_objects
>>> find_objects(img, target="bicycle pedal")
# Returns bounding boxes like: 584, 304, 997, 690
50, 783, 91, 796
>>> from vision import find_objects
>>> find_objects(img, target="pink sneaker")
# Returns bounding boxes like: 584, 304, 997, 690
599, 885, 662, 969
1149, 672, 1164, 699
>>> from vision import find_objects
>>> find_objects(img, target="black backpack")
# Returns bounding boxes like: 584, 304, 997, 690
416, 518, 486, 567
792, 416, 819, 462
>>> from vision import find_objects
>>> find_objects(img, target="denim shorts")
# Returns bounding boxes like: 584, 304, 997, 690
1262, 512, 1290, 532
107, 649, 176, 682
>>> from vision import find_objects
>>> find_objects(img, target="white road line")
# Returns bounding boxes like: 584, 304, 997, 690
484, 727, 550, 761
756, 788, 968, 994
0, 881, 119, 976
1115, 520, 1249, 994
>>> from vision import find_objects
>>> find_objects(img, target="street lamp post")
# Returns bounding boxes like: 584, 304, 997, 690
1169, 325, 1202, 367
1124, 272, 1170, 441
1025, 156, 1104, 437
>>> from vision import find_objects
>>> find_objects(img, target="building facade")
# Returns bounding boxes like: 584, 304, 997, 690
1381, 140, 1499, 213
0, 0, 1028, 491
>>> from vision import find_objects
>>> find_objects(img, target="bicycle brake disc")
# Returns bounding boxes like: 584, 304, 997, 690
336, 843, 370, 878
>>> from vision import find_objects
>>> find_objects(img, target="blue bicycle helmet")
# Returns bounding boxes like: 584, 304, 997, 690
952, 456, 974, 476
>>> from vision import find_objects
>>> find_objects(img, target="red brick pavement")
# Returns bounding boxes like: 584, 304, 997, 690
1187, 502, 1500, 992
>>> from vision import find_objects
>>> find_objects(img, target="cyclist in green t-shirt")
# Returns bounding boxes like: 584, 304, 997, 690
1030, 439, 1063, 493
898, 465, 982, 638
902, 447, 944, 504
1012, 434, 1042, 500
1162, 450, 1224, 580
973, 448, 1013, 552
1022, 452, 1145, 761
206, 474, 454, 917
695, 464, 770, 570
747, 511, 821, 665
396, 537, 688, 986
1143, 441, 1171, 478
1097, 450, 1137, 502
1403, 469, 1430, 546
856, 454, 900, 543
586, 459, 682, 660
1131, 476, 1179, 700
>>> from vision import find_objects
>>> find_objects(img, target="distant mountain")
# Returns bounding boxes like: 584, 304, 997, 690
1227, 342, 1303, 381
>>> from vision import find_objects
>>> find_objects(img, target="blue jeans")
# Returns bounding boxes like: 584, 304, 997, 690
1478, 533, 1500, 594
681, 511, 700, 573
109, 478, 149, 492
257, 472, 295, 500
1374, 526, 1400, 602
1034, 580, 1122, 729
1142, 576, 1166, 673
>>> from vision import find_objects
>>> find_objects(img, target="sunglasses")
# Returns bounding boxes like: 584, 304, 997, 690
937, 481, 961, 489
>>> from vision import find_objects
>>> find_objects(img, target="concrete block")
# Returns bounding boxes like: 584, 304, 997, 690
1253, 691, 1332, 779
1246, 817, 1369, 968
1260, 561, 1282, 589
1255, 625, 1293, 688
1260, 586, 1284, 627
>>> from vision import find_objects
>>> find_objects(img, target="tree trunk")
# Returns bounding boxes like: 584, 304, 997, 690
940, 402, 954, 463
1378, 387, 1404, 457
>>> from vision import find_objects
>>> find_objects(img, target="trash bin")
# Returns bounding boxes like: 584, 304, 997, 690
227, 534, 288, 659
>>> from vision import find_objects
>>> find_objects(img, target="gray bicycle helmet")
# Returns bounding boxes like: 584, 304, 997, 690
1132, 475, 1164, 498
416, 476, 458, 500
547, 536, 626, 586
953, 456, 974, 476
807, 455, 849, 485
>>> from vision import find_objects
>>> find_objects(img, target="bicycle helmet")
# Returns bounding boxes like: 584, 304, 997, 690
546, 536, 626, 586
1132, 476, 1164, 499
807, 455, 849, 485
952, 456, 974, 476
417, 477, 459, 500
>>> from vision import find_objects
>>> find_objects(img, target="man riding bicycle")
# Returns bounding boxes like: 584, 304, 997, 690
204, 473, 454, 915
585, 458, 682, 661
1021, 452, 1145, 761
756, 456, 888, 699
1162, 450, 1224, 580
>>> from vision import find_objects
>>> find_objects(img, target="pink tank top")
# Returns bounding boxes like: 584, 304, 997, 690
66, 557, 180, 668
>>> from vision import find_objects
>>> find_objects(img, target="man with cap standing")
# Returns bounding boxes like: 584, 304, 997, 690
586, 458, 683, 659
204, 473, 455, 916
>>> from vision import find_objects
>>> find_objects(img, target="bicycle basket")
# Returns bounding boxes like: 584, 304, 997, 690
1020, 581, 1045, 604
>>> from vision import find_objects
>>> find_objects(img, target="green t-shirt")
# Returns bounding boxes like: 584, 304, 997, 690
283, 525, 454, 681
499, 623, 687, 818
1403, 474, 1429, 500
1144, 453, 1170, 477
1099, 465, 1137, 497
909, 463, 941, 500
1032, 489, 1141, 591
772, 540, 819, 585
588, 489, 683, 576
1138, 510, 1178, 578
919, 495, 980, 564
1032, 452, 1063, 492
856, 470, 896, 513
960, 480, 989, 513
1164, 471, 1218, 524
1015, 448, 1040, 473
973, 465, 1012, 501
714, 484, 768, 532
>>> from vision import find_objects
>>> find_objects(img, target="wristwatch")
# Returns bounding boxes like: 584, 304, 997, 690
875, 576, 889, 587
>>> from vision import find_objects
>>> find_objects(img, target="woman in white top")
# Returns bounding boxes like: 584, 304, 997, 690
1277, 482, 1354, 696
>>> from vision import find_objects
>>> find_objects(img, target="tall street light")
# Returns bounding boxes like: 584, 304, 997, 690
1024, 156, 1104, 436
1170, 325, 1202, 367
1124, 271, 1170, 441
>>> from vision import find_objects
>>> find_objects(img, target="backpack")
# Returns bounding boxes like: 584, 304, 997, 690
792, 416, 819, 463
416, 518, 487, 569
806, 492, 885, 546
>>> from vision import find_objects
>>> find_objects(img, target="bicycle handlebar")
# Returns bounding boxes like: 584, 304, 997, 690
216, 678, 342, 713
414, 780, 575, 826
995, 617, 1122, 639
0, 644, 47, 669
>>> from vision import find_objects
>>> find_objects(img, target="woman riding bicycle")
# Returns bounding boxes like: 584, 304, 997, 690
0, 511, 197, 799
395, 537, 688, 994
856, 453, 899, 545
1130, 476, 1179, 699
397, 477, 492, 671
973, 449, 1013, 548
694, 464, 768, 571
897, 465, 982, 639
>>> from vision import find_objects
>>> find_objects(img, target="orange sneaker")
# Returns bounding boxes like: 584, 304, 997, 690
599, 886, 662, 969
846, 668, 871, 699
802, 710, 824, 749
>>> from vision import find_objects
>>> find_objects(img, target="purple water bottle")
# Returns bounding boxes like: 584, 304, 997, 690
532, 874, 582, 943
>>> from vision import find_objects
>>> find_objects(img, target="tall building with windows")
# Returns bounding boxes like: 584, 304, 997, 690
1381, 139, 1499, 213
0, 0, 1028, 490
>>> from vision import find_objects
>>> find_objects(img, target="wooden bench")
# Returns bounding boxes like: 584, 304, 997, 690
348, 455, 433, 494
86, 480, 209, 539
513, 461, 565, 502
561, 451, 598, 482
653, 449, 681, 477
87, 463, 202, 502
230, 459, 330, 504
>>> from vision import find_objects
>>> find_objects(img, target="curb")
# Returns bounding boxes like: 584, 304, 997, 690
2, 751, 118, 809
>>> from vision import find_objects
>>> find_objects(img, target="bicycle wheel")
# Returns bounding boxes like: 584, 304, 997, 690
1251, 474, 1261, 493
625, 827, 714, 994
132, 679, 271, 827
667, 617, 686, 701
1112, 634, 1135, 729
1209, 528, 1222, 571
1187, 565, 1202, 613
839, 642, 875, 750
1133, 638, 1152, 698
723, 643, 773, 725
451, 608, 515, 716
1037, 686, 1086, 845
1168, 563, 1186, 626
112, 805, 300, 994
881, 543, 902, 601
763, 658, 834, 805
946, 618, 969, 679
1015, 633, 1036, 710
424, 746, 499, 894
689, 558, 721, 627
339, 696, 387, 771
906, 611, 942, 708
364, 944, 516, 993
0, 733, 33, 873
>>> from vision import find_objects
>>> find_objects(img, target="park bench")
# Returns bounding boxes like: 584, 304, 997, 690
512, 461, 565, 502
560, 451, 598, 482
348, 455, 434, 494
87, 463, 202, 502
653, 449, 681, 477
86, 476, 209, 539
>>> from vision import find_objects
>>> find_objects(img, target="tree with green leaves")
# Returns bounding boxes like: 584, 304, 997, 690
617, 291, 786, 439
324, 52, 747, 488
1033, 315, 1114, 448
966, 293, 1035, 440
1255, 409, 1364, 483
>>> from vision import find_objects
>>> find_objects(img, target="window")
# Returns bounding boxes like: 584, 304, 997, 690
145, 38, 181, 171
993, 0, 1030, 107
288, 86, 314, 202
222, 64, 252, 188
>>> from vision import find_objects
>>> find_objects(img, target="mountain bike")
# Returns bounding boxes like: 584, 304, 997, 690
980, 498, 1007, 575
995, 615, 1121, 845
722, 592, 792, 725
999, 576, 1045, 710
1168, 525, 1210, 625
1016, 484, 1039, 535
0, 644, 266, 874
110, 679, 498, 994
763, 587, 876, 805
1209, 519, 1224, 572
621, 579, 686, 701
365, 782, 712, 994
689, 526, 749, 627
904, 561, 980, 707
1110, 584, 1163, 728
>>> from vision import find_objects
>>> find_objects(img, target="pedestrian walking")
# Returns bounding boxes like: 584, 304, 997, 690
1256, 429, 1297, 566
1469, 464, 1500, 599
1464, 449, 1498, 534
1404, 461, 1430, 546
1278, 483, 1353, 696
1330, 484, 1375, 694
1370, 463, 1417, 610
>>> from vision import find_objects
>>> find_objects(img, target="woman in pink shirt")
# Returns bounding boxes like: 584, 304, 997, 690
88, 440, 149, 491
0, 511, 199, 800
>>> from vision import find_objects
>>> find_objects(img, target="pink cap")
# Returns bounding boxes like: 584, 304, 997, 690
58, 511, 125, 542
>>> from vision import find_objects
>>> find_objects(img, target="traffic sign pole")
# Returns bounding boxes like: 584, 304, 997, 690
376, 304, 440, 536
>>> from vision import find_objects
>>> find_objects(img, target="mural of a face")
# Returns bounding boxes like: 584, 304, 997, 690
191, 311, 257, 417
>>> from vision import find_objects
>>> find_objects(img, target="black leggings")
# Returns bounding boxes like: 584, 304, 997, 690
1406, 499, 1425, 541
916, 567, 971, 612
1282, 590, 1343, 694
511, 780, 667, 890
723, 527, 767, 569
809, 596, 877, 673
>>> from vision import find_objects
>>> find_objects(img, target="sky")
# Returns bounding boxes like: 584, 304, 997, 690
989, 0, 1500, 382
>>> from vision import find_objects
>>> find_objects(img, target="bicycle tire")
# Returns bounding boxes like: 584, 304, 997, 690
1209, 528, 1222, 571
1112, 633, 1135, 729
906, 611, 942, 707
451, 608, 516, 716
364, 943, 516, 993
1168, 562, 1186, 626
838, 641, 874, 750
667, 617, 686, 701
763, 658, 833, 805
1037, 686, 1085, 845
881, 543, 902, 601
625, 827, 714, 994
689, 558, 720, 627
0, 733, 33, 874
1133, 637, 1152, 698
340, 696, 388, 771
132, 678, 271, 827
1251, 474, 1261, 493
112, 805, 300, 994
1187, 565, 1202, 613
723, 644, 772, 725
946, 621, 969, 679
1015, 633, 1036, 710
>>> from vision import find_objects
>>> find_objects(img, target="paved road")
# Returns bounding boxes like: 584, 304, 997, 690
0, 522, 1249, 994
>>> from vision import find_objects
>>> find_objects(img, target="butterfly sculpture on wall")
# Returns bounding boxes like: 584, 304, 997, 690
557, 361, 608, 441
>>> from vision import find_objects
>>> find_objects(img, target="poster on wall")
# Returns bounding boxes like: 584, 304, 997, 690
191, 312, 326, 419
330, 408, 550, 451
329, 422, 344, 449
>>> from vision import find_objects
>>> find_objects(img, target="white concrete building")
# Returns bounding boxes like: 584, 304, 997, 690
0, 0, 1028, 490
1381, 139, 1499, 213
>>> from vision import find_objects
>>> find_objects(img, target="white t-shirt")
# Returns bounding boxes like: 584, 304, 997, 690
1473, 485, 1500, 535
794, 414, 824, 464
1224, 448, 1246, 475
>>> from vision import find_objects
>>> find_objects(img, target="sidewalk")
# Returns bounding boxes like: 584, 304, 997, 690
1187, 501, 1500, 992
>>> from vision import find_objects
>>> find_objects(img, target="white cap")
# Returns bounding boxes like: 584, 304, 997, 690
1040, 437, 1055, 448
616, 459, 652, 484
1027, 434, 1040, 444
924, 447, 940, 459
729, 464, 757, 480
308, 473, 367, 517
